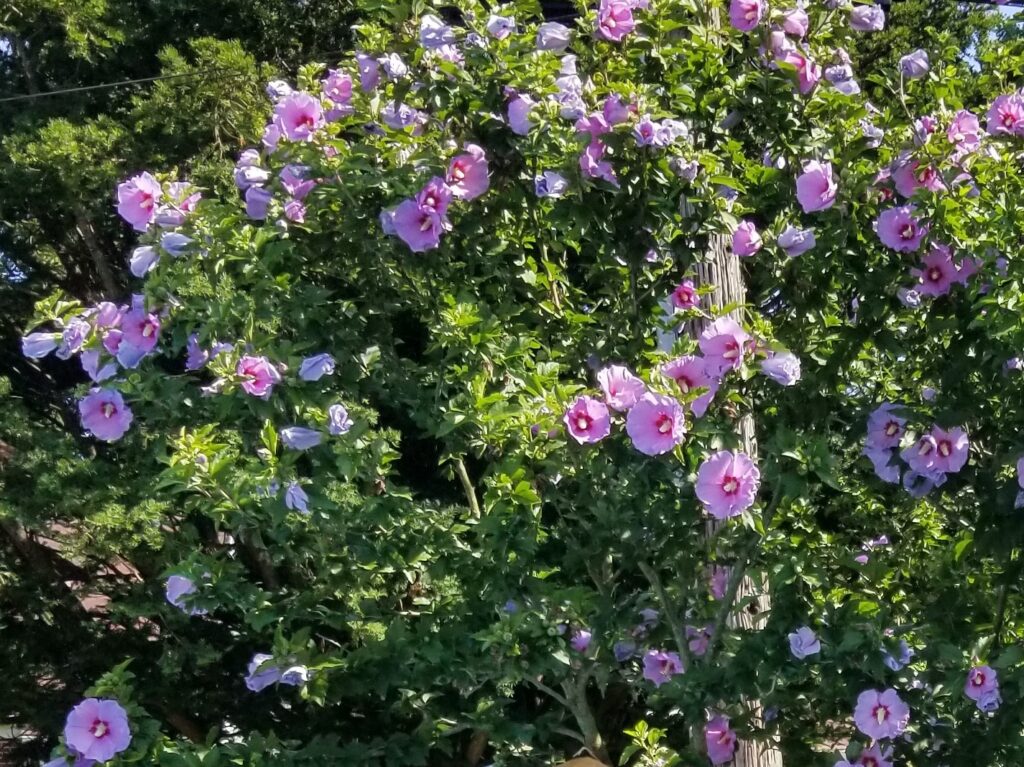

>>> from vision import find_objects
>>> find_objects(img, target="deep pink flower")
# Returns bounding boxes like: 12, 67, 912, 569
392, 198, 446, 252
705, 715, 737, 765
661, 355, 719, 417
446, 144, 489, 200
948, 110, 981, 153
928, 426, 969, 473
79, 389, 133, 442
597, 365, 646, 411
273, 92, 324, 142
117, 172, 162, 231
64, 698, 131, 763
415, 177, 453, 217
575, 112, 611, 138
965, 665, 998, 702
732, 220, 762, 257
729, 0, 764, 31
892, 159, 944, 198
670, 278, 699, 310
987, 93, 1024, 136
696, 450, 761, 519
579, 140, 620, 187
121, 307, 161, 354
778, 50, 822, 94
699, 317, 751, 375
866, 403, 905, 449
570, 629, 592, 653
876, 205, 926, 252
911, 244, 958, 297
564, 395, 612, 444
597, 0, 636, 42
236, 355, 281, 398
796, 160, 837, 213
853, 688, 910, 740
625, 392, 686, 455
642, 649, 684, 686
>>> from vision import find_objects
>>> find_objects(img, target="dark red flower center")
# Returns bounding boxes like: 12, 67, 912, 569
722, 476, 739, 495
101, 403, 116, 419
91, 719, 110, 739
655, 413, 673, 434
575, 413, 592, 431
927, 266, 943, 283
900, 223, 916, 240
938, 440, 952, 457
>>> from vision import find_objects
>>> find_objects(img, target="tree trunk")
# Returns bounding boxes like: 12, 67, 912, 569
688, 234, 782, 767
73, 204, 120, 297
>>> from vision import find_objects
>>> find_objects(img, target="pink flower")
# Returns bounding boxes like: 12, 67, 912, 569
64, 698, 132, 762
391, 198, 446, 252
273, 92, 324, 142
780, 8, 809, 36
321, 69, 353, 108
117, 172, 162, 231
948, 110, 981, 153
121, 306, 161, 353
579, 140, 620, 187
446, 144, 489, 200
79, 389, 133, 442
853, 688, 910, 740
699, 317, 751, 375
597, 0, 636, 42
597, 365, 646, 411
866, 403, 905, 449
876, 205, 926, 252
696, 450, 761, 519
642, 649, 684, 686
570, 629, 592, 653
796, 160, 837, 213
911, 244, 958, 297
892, 159, 944, 198
928, 426, 969, 473
670, 278, 699, 310
687, 623, 713, 656
705, 715, 737, 765
965, 665, 999, 702
778, 50, 822, 94
987, 93, 1024, 136
729, 0, 764, 31
843, 744, 893, 767
564, 395, 612, 444
236, 355, 281, 398
732, 220, 762, 257
661, 355, 719, 417
625, 392, 686, 455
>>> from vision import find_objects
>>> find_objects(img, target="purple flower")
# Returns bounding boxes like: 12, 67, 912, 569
965, 665, 999, 704
876, 205, 926, 252
283, 199, 306, 223
79, 389, 133, 442
761, 352, 801, 385
284, 482, 310, 513
865, 447, 901, 484
978, 688, 1002, 712
166, 575, 207, 616
234, 164, 270, 190
642, 649, 684, 686
245, 653, 282, 692
273, 92, 325, 142
56, 317, 90, 359
661, 356, 719, 418
245, 187, 273, 220
625, 392, 686, 456
486, 14, 516, 38
564, 395, 611, 444
328, 403, 354, 435
446, 144, 489, 200
597, 0, 636, 42
536, 22, 572, 51
298, 353, 335, 381
321, 69, 353, 109
420, 14, 455, 48
237, 355, 281, 398
280, 665, 311, 686
732, 220, 762, 257
280, 427, 323, 451
117, 172, 162, 231
127, 245, 160, 279
22, 332, 58, 359
899, 49, 930, 79
613, 640, 637, 661
81, 350, 116, 383
535, 171, 570, 198
796, 160, 838, 213
705, 716, 737, 765
850, 5, 885, 31
121, 306, 161, 355
508, 95, 536, 135
699, 317, 751, 375
265, 80, 292, 101
866, 403, 906, 449
780, 7, 809, 35
280, 165, 315, 199
788, 626, 821, 659
64, 699, 132, 762
597, 365, 646, 411
382, 101, 424, 131
987, 93, 1024, 136
777, 225, 816, 257
391, 198, 445, 252
911, 244, 959, 297
579, 140, 619, 187
379, 52, 408, 80
708, 565, 729, 599
854, 688, 910, 739
696, 450, 761, 519
729, 0, 764, 31
356, 52, 381, 92
687, 623, 713, 657
570, 629, 592, 653
160, 232, 192, 257
670, 279, 699, 310
633, 115, 658, 146
603, 94, 632, 124
778, 49, 822, 94
948, 110, 981, 153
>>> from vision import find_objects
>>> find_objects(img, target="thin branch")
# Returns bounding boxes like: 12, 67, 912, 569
528, 677, 569, 708
454, 458, 481, 519
637, 559, 690, 669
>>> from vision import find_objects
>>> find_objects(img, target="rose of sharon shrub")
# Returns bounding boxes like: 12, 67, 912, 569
23, 0, 1024, 765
